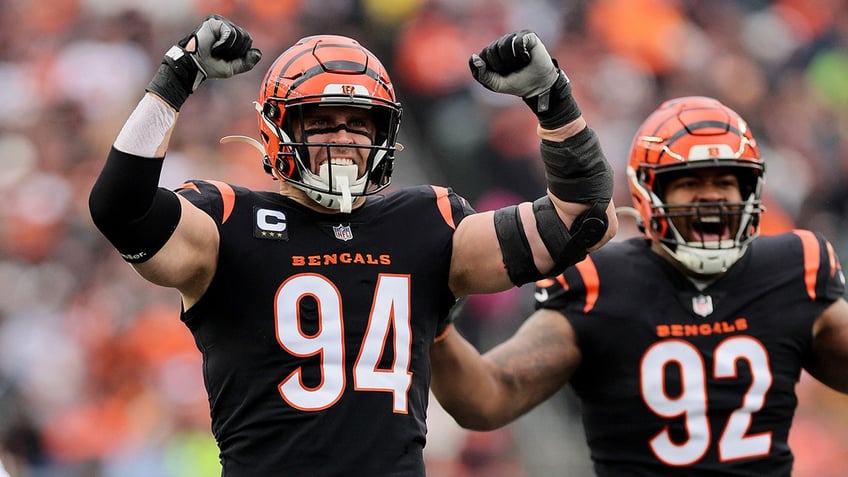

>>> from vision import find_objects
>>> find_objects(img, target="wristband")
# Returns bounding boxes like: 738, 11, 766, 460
145, 44, 202, 111
523, 68, 581, 130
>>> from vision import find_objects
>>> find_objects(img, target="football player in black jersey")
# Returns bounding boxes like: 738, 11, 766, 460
88, 14, 616, 477
431, 96, 848, 476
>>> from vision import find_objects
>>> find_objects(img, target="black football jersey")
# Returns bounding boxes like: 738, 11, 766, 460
176, 180, 475, 476
535, 233, 845, 476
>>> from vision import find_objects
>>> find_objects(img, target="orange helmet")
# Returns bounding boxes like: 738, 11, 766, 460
627, 96, 765, 275
257, 35, 402, 211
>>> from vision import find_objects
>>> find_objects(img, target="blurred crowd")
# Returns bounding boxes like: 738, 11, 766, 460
0, 0, 847, 476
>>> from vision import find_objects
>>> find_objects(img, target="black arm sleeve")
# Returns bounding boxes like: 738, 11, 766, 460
89, 147, 181, 263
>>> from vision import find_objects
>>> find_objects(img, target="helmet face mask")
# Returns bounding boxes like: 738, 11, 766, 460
627, 96, 765, 276
257, 35, 403, 212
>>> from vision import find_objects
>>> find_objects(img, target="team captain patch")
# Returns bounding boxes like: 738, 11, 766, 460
254, 207, 289, 240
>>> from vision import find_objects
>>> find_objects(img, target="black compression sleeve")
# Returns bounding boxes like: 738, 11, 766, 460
89, 147, 181, 263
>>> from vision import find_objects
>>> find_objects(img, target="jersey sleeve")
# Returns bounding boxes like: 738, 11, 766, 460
791, 229, 845, 303
424, 186, 476, 334
428, 185, 477, 229
533, 256, 596, 312
175, 179, 239, 225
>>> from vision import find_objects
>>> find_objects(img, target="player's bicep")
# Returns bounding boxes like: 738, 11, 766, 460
449, 210, 513, 296
133, 194, 219, 304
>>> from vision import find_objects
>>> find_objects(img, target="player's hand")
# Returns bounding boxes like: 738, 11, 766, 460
184, 14, 262, 81
469, 30, 580, 130
146, 14, 262, 111
469, 30, 559, 98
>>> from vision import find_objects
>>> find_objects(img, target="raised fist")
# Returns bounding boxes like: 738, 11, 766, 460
469, 30, 559, 99
180, 14, 263, 83
146, 14, 262, 111
469, 30, 580, 129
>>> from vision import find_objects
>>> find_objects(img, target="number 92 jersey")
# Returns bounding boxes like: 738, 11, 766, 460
176, 180, 474, 477
535, 232, 845, 476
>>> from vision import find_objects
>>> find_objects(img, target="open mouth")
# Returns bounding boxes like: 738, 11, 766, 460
691, 215, 729, 242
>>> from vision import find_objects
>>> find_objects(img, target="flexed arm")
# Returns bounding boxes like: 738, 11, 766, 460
451, 31, 616, 296
89, 15, 261, 303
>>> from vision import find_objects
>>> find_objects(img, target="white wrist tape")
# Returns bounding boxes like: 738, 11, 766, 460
113, 94, 176, 157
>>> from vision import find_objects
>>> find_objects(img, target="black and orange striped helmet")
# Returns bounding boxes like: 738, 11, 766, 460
627, 96, 765, 275
256, 35, 402, 210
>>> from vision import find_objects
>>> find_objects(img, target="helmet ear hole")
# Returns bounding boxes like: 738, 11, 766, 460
276, 153, 297, 177
650, 217, 664, 235
369, 157, 393, 186
263, 102, 280, 120
276, 157, 288, 175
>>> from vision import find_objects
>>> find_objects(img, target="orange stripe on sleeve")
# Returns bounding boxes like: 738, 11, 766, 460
826, 240, 837, 278
175, 182, 201, 194
792, 229, 820, 301
205, 180, 236, 224
535, 275, 570, 292
430, 185, 456, 230
574, 257, 599, 313
556, 274, 569, 291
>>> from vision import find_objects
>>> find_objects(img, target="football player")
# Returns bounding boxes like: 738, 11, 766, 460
431, 96, 848, 476
88, 15, 616, 476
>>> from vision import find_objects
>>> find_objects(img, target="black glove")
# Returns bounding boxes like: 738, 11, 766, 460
146, 14, 262, 111
469, 30, 580, 129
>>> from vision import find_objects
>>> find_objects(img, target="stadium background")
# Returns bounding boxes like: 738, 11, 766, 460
0, 0, 847, 475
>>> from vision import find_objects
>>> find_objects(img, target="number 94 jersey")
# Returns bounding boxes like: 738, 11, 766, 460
535, 232, 845, 476
176, 180, 474, 477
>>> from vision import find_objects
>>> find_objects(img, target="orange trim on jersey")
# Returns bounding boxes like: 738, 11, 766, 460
205, 180, 236, 224
535, 275, 570, 292
433, 323, 453, 344
175, 182, 201, 194
575, 257, 599, 313
826, 240, 837, 278
792, 229, 820, 301
431, 185, 456, 230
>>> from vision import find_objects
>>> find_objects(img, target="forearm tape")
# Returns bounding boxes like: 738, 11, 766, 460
532, 196, 608, 274
494, 205, 541, 286
541, 126, 613, 203
114, 94, 176, 158
89, 147, 181, 263
494, 198, 610, 286
523, 68, 581, 130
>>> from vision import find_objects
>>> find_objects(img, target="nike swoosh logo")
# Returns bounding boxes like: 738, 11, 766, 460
534, 288, 549, 302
